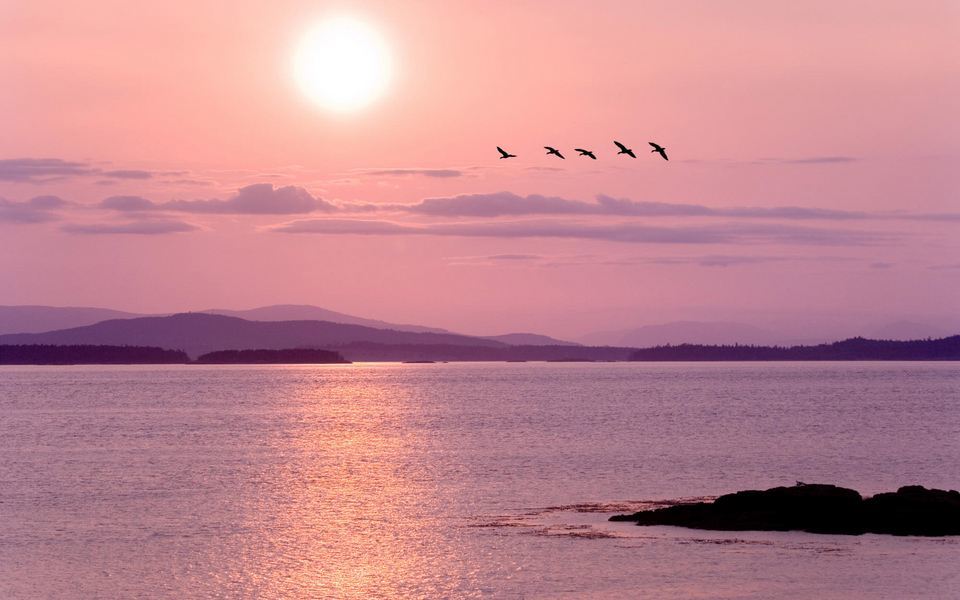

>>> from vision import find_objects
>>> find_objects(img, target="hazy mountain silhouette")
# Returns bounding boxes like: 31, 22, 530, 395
0, 305, 142, 335
581, 321, 790, 347
481, 333, 580, 346
202, 304, 450, 334
6, 305, 955, 351
0, 303, 451, 336
0, 313, 506, 358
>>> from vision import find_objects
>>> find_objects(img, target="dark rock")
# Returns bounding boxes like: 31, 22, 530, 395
862, 486, 960, 536
609, 484, 960, 536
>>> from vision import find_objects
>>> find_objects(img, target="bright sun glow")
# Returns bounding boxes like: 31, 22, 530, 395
293, 17, 393, 112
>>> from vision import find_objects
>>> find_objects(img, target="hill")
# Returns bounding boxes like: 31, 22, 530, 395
0, 303, 452, 336
0, 313, 505, 358
0, 305, 142, 335
481, 333, 580, 346
202, 304, 449, 334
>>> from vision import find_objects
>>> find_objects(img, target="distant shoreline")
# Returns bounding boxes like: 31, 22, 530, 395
2, 335, 959, 365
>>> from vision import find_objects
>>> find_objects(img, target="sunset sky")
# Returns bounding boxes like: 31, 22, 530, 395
2, 1, 958, 338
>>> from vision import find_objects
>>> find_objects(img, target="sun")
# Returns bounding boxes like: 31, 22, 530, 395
293, 17, 393, 112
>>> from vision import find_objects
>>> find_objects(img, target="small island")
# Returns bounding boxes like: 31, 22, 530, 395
195, 349, 350, 364
610, 484, 960, 536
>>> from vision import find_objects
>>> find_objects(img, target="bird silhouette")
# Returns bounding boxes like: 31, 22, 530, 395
497, 146, 517, 159
614, 141, 636, 158
648, 142, 669, 161
544, 146, 565, 159
575, 148, 597, 160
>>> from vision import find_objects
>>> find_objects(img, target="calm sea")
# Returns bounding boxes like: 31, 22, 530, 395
1, 362, 958, 598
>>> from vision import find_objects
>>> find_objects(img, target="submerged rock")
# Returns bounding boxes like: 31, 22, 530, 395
609, 484, 960, 536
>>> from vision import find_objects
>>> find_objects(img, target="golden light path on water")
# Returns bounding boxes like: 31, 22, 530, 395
235, 367, 463, 597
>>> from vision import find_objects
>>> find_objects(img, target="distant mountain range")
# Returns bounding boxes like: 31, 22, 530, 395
2, 311, 957, 363
0, 306, 143, 335
200, 304, 449, 334
481, 333, 579, 346
0, 304, 451, 336
1, 305, 954, 351
0, 304, 579, 344
0, 313, 507, 358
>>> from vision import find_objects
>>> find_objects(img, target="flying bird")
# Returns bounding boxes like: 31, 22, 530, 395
497, 146, 517, 159
648, 142, 669, 161
575, 148, 597, 160
544, 146, 565, 159
614, 141, 636, 158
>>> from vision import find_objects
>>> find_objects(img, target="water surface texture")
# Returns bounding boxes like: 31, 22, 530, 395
1, 362, 958, 598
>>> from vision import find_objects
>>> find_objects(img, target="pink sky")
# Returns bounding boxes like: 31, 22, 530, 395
1, 0, 958, 338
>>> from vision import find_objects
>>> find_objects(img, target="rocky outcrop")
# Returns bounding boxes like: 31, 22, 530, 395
610, 484, 960, 536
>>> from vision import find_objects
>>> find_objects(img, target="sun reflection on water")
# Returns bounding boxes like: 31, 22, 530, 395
245, 367, 462, 598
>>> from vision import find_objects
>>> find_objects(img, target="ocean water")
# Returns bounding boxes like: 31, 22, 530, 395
0, 362, 958, 599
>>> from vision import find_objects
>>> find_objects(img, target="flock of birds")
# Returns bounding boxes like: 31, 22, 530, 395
497, 140, 669, 161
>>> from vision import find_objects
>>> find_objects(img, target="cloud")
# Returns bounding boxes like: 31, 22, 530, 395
163, 178, 213, 186
385, 192, 871, 221
29, 195, 68, 209
444, 253, 551, 267
368, 192, 960, 223
359, 168, 464, 178
271, 217, 888, 246
448, 252, 865, 269
406, 192, 596, 217
0, 157, 181, 183
682, 156, 861, 166
100, 169, 153, 179
274, 218, 411, 234
486, 253, 543, 261
661, 255, 789, 267
99, 184, 335, 215
593, 195, 869, 220
61, 219, 197, 235
444, 253, 546, 265
762, 156, 859, 164
0, 158, 93, 182
100, 195, 157, 211
869, 261, 894, 269
0, 195, 67, 223
887, 211, 960, 222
